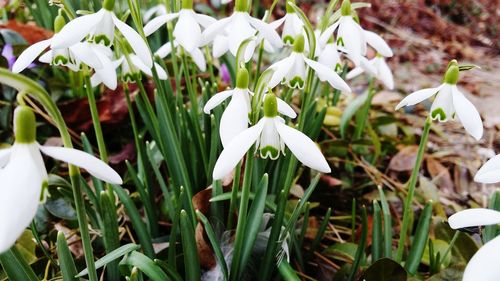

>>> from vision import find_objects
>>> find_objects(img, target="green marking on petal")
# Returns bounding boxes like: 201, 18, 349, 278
53, 55, 69, 65
283, 35, 295, 45
431, 108, 447, 122
336, 37, 345, 47
40, 180, 49, 203
260, 146, 280, 160
14, 106, 36, 144
288, 76, 305, 89
93, 35, 112, 47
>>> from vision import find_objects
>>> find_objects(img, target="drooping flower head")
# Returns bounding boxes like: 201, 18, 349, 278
201, 0, 283, 59
212, 93, 330, 180
268, 34, 350, 92
204, 68, 296, 147
0, 106, 122, 253
396, 60, 483, 140
50, 0, 152, 68
347, 54, 394, 89
12, 13, 106, 74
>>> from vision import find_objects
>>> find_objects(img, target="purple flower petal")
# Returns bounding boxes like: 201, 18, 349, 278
220, 63, 231, 84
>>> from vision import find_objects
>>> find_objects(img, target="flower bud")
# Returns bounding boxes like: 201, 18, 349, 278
292, 34, 305, 53
103, 0, 115, 11
14, 106, 36, 144
263, 93, 278, 118
236, 67, 249, 89
341, 0, 351, 16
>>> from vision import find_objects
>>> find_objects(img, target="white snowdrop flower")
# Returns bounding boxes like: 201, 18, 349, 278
155, 40, 207, 71
201, 0, 283, 58
270, 0, 305, 46
50, 0, 152, 68
91, 53, 168, 88
448, 208, 500, 281
204, 68, 296, 147
396, 61, 483, 140
347, 55, 394, 89
212, 94, 330, 180
0, 106, 122, 253
143, 0, 216, 53
268, 34, 350, 92
12, 14, 104, 73
474, 155, 500, 183
319, 0, 392, 65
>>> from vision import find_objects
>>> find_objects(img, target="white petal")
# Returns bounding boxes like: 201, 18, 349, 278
112, 14, 153, 68
346, 66, 364, 80
38, 51, 53, 64
449, 208, 500, 229
12, 39, 51, 73
90, 72, 103, 87
92, 47, 118, 90
51, 12, 102, 49
248, 15, 283, 49
130, 55, 152, 76
0, 144, 44, 253
174, 11, 202, 52
377, 58, 394, 89
395, 85, 443, 110
220, 90, 250, 147
192, 13, 217, 29
318, 43, 341, 69
212, 119, 265, 180
228, 13, 255, 56
318, 21, 339, 46
269, 16, 286, 30
212, 35, 229, 58
39, 145, 123, 185
463, 235, 500, 281
0, 148, 11, 168
304, 57, 351, 93
451, 85, 483, 141
475, 155, 500, 183
338, 17, 365, 59
430, 84, 454, 122
275, 120, 330, 173
154, 63, 168, 80
203, 89, 234, 113
189, 48, 206, 71
364, 30, 393, 57
155, 42, 175, 58
69, 43, 103, 69
143, 13, 179, 36
201, 16, 233, 45
277, 97, 297, 118
243, 39, 256, 63
268, 55, 295, 88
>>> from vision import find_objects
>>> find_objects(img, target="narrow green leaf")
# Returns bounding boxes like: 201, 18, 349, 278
77, 244, 141, 277
372, 201, 383, 262
99, 191, 121, 281
56, 231, 78, 281
405, 202, 433, 275
196, 210, 229, 281
340, 92, 368, 138
348, 206, 368, 281
154, 260, 184, 281
180, 210, 201, 281
0, 247, 38, 281
122, 251, 170, 281
278, 260, 301, 281
378, 186, 393, 259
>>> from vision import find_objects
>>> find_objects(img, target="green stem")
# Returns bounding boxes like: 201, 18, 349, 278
229, 152, 254, 281
83, 72, 108, 162
353, 77, 375, 140
396, 117, 432, 262
0, 68, 99, 281
227, 162, 242, 229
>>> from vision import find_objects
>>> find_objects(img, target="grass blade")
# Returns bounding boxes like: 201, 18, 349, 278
180, 210, 201, 281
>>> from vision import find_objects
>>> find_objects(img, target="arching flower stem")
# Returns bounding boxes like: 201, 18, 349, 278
396, 116, 432, 262
0, 68, 99, 281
